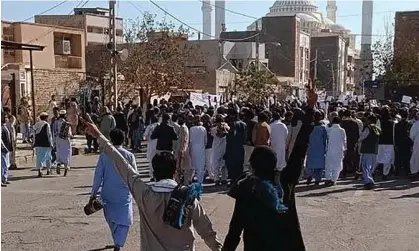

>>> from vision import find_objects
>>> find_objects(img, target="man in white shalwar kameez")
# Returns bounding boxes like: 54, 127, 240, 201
144, 116, 159, 181
410, 117, 419, 177
325, 117, 347, 185
54, 110, 72, 176
189, 116, 207, 183
270, 111, 288, 171
211, 115, 229, 185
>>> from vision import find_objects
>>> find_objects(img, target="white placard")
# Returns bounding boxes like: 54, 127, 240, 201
370, 99, 378, 107
401, 95, 412, 104
286, 95, 295, 102
338, 94, 346, 102
326, 96, 333, 102
343, 100, 348, 106
189, 92, 220, 107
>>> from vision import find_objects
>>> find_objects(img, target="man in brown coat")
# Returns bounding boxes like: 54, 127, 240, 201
86, 122, 222, 251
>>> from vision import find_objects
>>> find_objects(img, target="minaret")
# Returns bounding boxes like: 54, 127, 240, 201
215, 0, 226, 38
326, 0, 337, 23
360, 0, 373, 80
201, 0, 212, 40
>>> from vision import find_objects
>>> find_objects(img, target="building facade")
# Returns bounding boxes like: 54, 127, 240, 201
35, 7, 124, 45
1, 21, 85, 115
310, 34, 349, 96
221, 16, 309, 97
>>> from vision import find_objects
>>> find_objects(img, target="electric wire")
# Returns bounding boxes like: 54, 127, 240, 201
26, 0, 89, 44
21, 0, 69, 22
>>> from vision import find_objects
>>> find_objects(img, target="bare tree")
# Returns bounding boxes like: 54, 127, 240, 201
120, 13, 202, 105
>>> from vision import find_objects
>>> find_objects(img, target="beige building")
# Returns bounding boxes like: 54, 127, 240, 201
1, 20, 85, 116
35, 7, 124, 45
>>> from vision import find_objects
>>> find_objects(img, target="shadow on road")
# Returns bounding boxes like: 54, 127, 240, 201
86, 245, 115, 251
390, 192, 419, 199
296, 178, 419, 197
8, 175, 56, 182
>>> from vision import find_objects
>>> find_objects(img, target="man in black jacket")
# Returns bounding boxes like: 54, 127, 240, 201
223, 146, 288, 251
151, 113, 178, 152
394, 108, 413, 176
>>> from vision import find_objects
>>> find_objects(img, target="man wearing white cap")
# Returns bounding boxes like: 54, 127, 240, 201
53, 110, 72, 176
33, 112, 53, 177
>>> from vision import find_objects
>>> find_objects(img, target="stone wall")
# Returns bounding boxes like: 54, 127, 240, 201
33, 69, 84, 115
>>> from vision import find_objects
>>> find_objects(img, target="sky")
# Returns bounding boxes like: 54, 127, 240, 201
1, 0, 419, 48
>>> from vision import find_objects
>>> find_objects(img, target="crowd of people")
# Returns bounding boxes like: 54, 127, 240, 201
1, 88, 419, 250
82, 87, 418, 250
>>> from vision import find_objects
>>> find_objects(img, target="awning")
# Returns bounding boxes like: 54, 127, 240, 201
1, 40, 45, 51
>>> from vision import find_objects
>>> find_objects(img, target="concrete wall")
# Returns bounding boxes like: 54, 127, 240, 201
1, 22, 85, 71
35, 14, 124, 45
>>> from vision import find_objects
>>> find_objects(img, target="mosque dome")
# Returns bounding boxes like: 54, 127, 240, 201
269, 0, 318, 14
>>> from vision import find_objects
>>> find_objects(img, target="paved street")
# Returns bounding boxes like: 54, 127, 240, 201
2, 149, 419, 251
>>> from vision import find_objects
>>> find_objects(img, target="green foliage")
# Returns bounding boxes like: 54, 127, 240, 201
234, 65, 278, 103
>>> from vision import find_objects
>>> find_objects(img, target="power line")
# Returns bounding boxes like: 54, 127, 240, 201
146, 0, 260, 42
127, 1, 145, 15
26, 0, 89, 44
22, 0, 69, 22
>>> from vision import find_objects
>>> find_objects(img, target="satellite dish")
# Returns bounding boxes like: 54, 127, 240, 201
118, 48, 129, 61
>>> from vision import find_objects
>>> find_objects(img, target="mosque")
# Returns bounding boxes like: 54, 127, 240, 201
246, 0, 357, 50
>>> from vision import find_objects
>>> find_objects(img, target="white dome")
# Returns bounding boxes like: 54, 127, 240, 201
296, 13, 321, 23
270, 0, 318, 14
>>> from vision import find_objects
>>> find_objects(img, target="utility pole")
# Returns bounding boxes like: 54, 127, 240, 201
109, 0, 118, 110
313, 48, 318, 82
255, 21, 260, 70
331, 63, 335, 97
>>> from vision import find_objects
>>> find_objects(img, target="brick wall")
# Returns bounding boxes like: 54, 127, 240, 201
33, 69, 84, 115
394, 11, 419, 71
262, 16, 297, 79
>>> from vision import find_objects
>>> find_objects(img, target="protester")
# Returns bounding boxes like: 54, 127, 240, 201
54, 110, 72, 176
173, 113, 191, 185
394, 108, 413, 176
269, 110, 288, 172
359, 114, 381, 189
211, 115, 229, 186
3, 107, 17, 170
222, 146, 288, 251
113, 106, 128, 142
151, 113, 178, 153
252, 111, 271, 146
242, 108, 256, 170
325, 116, 347, 186
340, 109, 360, 177
202, 114, 214, 182
85, 122, 222, 250
376, 106, 396, 180
1, 111, 13, 187
144, 116, 159, 181
410, 111, 419, 178
305, 110, 327, 185
99, 106, 116, 140
90, 129, 137, 251
67, 97, 79, 135
17, 97, 31, 143
33, 112, 53, 177
225, 108, 247, 185
189, 115, 207, 183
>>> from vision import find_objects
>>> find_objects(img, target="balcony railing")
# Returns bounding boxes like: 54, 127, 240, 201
54, 55, 83, 69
